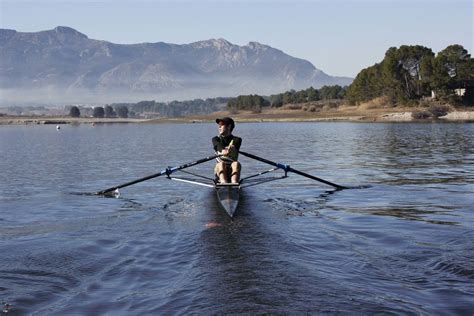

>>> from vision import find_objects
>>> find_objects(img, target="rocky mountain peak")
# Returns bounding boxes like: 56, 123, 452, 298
191, 38, 234, 50
212, 38, 233, 48
246, 41, 270, 51
0, 29, 17, 43
53, 26, 88, 39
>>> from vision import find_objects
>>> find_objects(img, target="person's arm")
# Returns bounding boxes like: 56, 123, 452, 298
212, 136, 225, 153
232, 137, 242, 151
226, 137, 241, 160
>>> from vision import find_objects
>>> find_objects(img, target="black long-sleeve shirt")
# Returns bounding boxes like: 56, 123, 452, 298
212, 135, 242, 161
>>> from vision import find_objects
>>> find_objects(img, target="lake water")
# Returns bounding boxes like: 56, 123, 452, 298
1, 122, 473, 314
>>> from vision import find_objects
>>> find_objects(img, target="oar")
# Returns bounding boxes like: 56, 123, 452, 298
96, 154, 220, 195
239, 150, 348, 190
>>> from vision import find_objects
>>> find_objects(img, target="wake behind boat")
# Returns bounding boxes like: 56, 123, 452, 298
94, 151, 347, 218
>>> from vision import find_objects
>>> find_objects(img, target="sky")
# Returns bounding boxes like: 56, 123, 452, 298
0, 0, 472, 78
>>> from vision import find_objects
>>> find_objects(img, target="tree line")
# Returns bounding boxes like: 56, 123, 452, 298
226, 85, 347, 111
227, 95, 270, 113
269, 85, 346, 107
126, 98, 228, 117
68, 104, 129, 118
67, 97, 228, 118
346, 44, 473, 105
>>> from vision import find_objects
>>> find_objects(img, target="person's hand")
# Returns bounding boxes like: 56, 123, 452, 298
226, 145, 235, 155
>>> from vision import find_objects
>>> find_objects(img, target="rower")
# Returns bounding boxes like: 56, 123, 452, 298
212, 117, 242, 184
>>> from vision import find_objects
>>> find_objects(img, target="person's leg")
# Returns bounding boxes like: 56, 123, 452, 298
214, 162, 228, 183
230, 161, 241, 184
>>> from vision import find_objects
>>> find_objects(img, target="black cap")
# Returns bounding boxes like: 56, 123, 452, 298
216, 117, 235, 130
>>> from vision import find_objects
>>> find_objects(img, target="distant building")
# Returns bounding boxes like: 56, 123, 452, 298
432, 89, 466, 99
455, 88, 466, 96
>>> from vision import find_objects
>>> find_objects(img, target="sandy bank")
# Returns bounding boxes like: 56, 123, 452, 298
377, 111, 474, 122
439, 111, 474, 121
184, 108, 474, 123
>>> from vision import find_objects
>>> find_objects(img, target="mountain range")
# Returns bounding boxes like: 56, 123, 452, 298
0, 26, 352, 105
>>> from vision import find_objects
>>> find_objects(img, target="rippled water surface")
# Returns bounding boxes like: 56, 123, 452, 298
1, 122, 473, 314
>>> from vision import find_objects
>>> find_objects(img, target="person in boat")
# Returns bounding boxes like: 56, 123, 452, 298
212, 117, 242, 184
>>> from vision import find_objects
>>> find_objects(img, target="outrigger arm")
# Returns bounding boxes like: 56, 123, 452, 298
95, 154, 221, 196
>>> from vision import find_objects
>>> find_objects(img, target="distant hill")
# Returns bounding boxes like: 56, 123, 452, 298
0, 26, 352, 105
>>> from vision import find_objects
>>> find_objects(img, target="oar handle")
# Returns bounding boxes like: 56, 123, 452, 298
96, 154, 221, 195
239, 150, 347, 190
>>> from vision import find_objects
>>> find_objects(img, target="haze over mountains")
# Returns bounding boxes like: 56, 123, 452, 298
0, 26, 352, 105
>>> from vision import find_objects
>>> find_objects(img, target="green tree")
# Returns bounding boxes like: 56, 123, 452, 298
306, 87, 320, 101
380, 45, 434, 103
431, 45, 473, 102
347, 45, 436, 105
115, 105, 129, 118
282, 91, 294, 105
380, 47, 404, 103
319, 85, 344, 100
69, 106, 80, 117
93, 107, 105, 118
227, 94, 269, 111
294, 90, 307, 103
104, 105, 116, 117
399, 45, 434, 99
270, 94, 283, 107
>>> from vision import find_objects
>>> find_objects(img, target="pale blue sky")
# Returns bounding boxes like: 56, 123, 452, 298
1, 0, 472, 77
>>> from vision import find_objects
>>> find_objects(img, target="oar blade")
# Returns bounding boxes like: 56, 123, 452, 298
101, 189, 120, 198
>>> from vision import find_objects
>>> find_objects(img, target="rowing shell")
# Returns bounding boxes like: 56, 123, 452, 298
95, 151, 347, 218
215, 183, 240, 217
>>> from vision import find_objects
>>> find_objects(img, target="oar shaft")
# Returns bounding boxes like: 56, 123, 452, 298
96, 154, 220, 195
239, 150, 346, 189
238, 151, 282, 168
96, 171, 166, 195
287, 167, 346, 189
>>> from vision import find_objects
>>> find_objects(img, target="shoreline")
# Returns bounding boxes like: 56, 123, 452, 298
0, 117, 150, 125
1, 109, 473, 125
